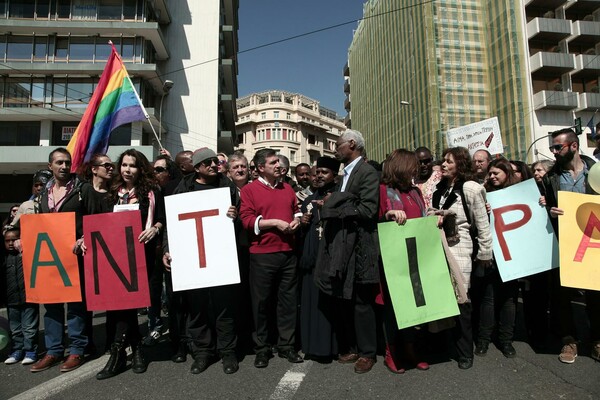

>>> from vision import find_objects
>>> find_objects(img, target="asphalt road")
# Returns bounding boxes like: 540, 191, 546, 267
1, 306, 599, 400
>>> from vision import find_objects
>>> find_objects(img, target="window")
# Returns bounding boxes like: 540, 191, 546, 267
0, 121, 40, 145
72, 0, 97, 20
286, 112, 291, 120
33, 36, 47, 60
308, 134, 316, 145
98, 0, 122, 20
36, 0, 50, 19
261, 112, 266, 120
274, 111, 279, 119
290, 150, 296, 162
55, 37, 68, 60
57, 0, 71, 19
237, 133, 244, 144
6, 36, 32, 61
9, 0, 35, 18
69, 37, 95, 61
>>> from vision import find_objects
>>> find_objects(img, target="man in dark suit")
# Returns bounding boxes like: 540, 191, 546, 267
315, 129, 380, 373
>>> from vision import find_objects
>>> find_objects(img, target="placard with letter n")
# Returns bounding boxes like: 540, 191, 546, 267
21, 212, 82, 303
83, 210, 150, 310
378, 216, 459, 330
165, 187, 240, 291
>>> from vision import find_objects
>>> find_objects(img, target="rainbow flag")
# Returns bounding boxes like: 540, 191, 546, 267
67, 42, 146, 171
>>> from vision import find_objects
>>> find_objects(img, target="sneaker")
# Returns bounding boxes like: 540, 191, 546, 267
143, 329, 161, 346
21, 352, 38, 365
5, 351, 24, 365
559, 343, 577, 364
592, 342, 600, 362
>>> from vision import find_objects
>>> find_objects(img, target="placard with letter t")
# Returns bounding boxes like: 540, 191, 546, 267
165, 187, 240, 291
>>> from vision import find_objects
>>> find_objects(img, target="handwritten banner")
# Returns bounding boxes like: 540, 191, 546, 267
165, 187, 240, 291
558, 192, 600, 290
488, 179, 559, 281
21, 213, 82, 303
83, 211, 150, 311
445, 116, 503, 155
378, 216, 459, 330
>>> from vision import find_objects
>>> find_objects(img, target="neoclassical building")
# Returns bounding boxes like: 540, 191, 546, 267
235, 90, 346, 168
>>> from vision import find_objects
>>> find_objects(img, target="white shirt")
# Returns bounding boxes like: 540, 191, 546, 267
340, 157, 361, 192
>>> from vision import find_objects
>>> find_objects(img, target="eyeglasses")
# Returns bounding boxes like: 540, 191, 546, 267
549, 142, 572, 153
154, 166, 167, 173
418, 158, 433, 165
200, 158, 219, 167
94, 162, 115, 170
249, 165, 256, 171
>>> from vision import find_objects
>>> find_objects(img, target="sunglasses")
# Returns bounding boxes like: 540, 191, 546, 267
154, 166, 167, 173
549, 142, 572, 153
418, 158, 433, 165
249, 165, 256, 170
201, 158, 219, 167
94, 162, 115, 170
219, 159, 227, 165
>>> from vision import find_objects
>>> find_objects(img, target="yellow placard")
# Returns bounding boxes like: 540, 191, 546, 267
558, 192, 600, 290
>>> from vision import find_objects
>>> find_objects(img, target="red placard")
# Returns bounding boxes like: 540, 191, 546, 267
21, 213, 82, 304
83, 211, 150, 311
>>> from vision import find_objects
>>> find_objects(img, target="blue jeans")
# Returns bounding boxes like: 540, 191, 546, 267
44, 302, 88, 356
8, 303, 39, 353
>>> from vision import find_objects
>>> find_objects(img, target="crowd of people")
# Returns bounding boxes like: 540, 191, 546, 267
1, 127, 598, 381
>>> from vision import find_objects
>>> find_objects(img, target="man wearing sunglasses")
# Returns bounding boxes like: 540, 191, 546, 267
163, 147, 240, 375
541, 127, 600, 365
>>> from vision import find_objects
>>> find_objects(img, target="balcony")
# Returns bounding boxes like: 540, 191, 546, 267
222, 25, 238, 59
565, 0, 600, 15
533, 90, 579, 110
343, 62, 349, 78
344, 80, 350, 94
344, 97, 351, 112
527, 18, 571, 41
0, 62, 166, 94
525, 0, 567, 8
221, 58, 238, 98
578, 92, 600, 110
344, 114, 351, 128
1, 19, 169, 60
148, 0, 171, 24
529, 52, 575, 74
573, 54, 600, 78
569, 20, 600, 47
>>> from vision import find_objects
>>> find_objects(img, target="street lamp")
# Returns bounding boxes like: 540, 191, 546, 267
159, 80, 174, 140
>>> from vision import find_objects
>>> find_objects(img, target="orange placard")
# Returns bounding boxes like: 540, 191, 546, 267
21, 213, 82, 303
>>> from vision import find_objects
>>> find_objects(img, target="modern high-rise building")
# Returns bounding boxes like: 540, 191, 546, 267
0, 0, 238, 208
235, 90, 346, 168
346, 0, 598, 162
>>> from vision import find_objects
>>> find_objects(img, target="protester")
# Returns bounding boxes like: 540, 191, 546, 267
228, 152, 249, 193
541, 127, 600, 364
414, 146, 441, 209
239, 148, 303, 368
299, 156, 340, 361
431, 147, 493, 370
2, 205, 19, 232
175, 150, 194, 175
2, 228, 39, 365
248, 160, 259, 182
315, 129, 380, 374
473, 149, 492, 184
277, 154, 300, 192
471, 159, 520, 359
154, 155, 182, 196
163, 147, 240, 375
10, 170, 53, 229
378, 149, 429, 373
95, 149, 165, 379
510, 160, 534, 182
295, 162, 312, 202
217, 152, 229, 175
31, 148, 99, 373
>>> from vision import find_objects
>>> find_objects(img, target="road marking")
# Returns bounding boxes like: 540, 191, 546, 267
8, 355, 108, 400
269, 360, 313, 400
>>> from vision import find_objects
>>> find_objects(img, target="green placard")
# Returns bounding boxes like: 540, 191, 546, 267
378, 216, 459, 329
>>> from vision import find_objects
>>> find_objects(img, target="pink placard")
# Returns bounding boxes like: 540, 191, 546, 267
83, 211, 150, 311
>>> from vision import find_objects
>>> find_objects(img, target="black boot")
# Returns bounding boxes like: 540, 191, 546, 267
131, 343, 147, 373
96, 342, 126, 380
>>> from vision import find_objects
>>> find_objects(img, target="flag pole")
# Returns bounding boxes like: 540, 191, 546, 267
124, 73, 165, 151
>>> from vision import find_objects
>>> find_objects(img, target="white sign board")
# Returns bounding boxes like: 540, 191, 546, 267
62, 126, 77, 141
445, 117, 503, 155
165, 187, 240, 291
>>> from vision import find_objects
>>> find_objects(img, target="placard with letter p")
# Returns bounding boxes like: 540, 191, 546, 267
165, 187, 240, 291
378, 216, 459, 330
83, 210, 150, 311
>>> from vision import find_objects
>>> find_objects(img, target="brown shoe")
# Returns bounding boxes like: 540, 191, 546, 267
338, 353, 359, 364
30, 354, 62, 372
60, 354, 85, 372
354, 357, 376, 374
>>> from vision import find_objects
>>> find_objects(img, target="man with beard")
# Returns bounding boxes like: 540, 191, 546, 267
294, 163, 312, 202
299, 156, 340, 360
542, 127, 600, 364
414, 147, 441, 209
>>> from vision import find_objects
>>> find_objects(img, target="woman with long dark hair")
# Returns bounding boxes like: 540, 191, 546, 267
378, 149, 429, 373
471, 158, 520, 358
96, 149, 165, 380
431, 147, 493, 370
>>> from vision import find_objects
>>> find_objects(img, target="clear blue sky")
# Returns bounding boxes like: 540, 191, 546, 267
237, 1, 366, 117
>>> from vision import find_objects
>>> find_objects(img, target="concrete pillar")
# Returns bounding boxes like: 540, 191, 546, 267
40, 120, 52, 146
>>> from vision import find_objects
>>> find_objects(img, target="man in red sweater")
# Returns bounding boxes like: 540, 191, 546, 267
239, 148, 303, 368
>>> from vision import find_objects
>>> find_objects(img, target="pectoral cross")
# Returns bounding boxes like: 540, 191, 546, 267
316, 225, 323, 240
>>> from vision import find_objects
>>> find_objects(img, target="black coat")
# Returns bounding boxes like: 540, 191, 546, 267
2, 252, 26, 306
